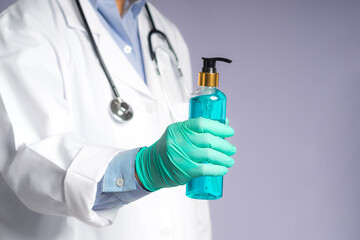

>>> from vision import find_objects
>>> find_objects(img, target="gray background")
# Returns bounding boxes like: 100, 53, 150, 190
1, 0, 359, 240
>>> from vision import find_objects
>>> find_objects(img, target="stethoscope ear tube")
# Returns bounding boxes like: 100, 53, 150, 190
145, 3, 182, 77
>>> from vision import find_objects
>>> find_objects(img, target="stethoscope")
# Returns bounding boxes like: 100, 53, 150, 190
75, 0, 189, 122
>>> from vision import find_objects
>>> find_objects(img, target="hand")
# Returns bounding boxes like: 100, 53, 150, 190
135, 117, 236, 191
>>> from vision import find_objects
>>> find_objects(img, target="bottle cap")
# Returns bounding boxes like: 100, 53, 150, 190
198, 57, 232, 87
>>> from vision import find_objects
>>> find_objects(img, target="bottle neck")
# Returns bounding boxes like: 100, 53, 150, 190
192, 86, 218, 98
199, 86, 216, 90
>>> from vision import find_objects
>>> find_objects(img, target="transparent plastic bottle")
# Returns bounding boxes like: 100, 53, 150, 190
186, 86, 226, 200
186, 57, 232, 200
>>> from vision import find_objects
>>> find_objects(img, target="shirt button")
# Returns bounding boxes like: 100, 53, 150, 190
124, 45, 132, 54
116, 177, 124, 187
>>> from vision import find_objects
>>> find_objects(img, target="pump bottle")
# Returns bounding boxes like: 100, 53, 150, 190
186, 57, 232, 200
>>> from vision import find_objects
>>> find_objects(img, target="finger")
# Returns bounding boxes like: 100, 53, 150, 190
187, 133, 236, 156
188, 148, 235, 168
225, 118, 229, 125
189, 164, 228, 178
185, 117, 234, 138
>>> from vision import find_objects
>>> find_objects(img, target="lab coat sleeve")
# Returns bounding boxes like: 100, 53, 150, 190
0, 13, 122, 227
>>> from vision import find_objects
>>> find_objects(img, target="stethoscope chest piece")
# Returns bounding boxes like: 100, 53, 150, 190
110, 97, 133, 122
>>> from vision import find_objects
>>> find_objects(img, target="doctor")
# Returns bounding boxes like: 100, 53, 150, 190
0, 0, 236, 239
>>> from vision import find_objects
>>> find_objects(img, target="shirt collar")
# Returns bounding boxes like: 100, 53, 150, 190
88, 0, 99, 9
89, 0, 146, 18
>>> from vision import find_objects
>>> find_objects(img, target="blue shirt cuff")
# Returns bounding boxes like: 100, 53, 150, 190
93, 148, 150, 210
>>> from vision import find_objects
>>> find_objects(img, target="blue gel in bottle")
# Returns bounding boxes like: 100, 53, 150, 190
186, 57, 232, 200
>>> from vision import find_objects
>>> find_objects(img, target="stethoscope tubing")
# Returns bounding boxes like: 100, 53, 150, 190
74, 0, 120, 98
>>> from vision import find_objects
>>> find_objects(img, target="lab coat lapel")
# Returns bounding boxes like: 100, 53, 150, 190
56, 0, 103, 35
57, 0, 154, 100
138, 5, 181, 125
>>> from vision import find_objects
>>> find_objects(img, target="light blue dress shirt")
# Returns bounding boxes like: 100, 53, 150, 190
89, 0, 146, 81
88, 0, 150, 210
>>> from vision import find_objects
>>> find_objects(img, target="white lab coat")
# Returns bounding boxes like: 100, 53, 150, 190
0, 0, 211, 239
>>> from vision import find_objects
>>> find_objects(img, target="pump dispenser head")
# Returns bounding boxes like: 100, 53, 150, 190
199, 57, 232, 87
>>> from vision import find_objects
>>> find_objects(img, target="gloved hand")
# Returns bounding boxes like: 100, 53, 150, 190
135, 117, 236, 192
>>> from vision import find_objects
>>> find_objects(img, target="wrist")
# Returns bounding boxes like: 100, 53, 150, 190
135, 147, 159, 192
134, 161, 147, 190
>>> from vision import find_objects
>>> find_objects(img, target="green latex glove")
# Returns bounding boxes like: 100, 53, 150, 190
135, 117, 236, 192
